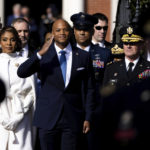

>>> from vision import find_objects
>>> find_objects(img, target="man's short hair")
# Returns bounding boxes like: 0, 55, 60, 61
92, 13, 108, 24
11, 17, 29, 27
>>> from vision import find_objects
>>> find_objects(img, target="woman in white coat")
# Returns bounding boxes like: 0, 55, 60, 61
0, 26, 36, 150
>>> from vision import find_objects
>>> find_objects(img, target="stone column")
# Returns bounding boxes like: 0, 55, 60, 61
62, 0, 84, 26
0, 0, 4, 27
110, 0, 119, 41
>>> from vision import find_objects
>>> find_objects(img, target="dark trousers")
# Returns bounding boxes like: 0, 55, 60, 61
38, 113, 81, 150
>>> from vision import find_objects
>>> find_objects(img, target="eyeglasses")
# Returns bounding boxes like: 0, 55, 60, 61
95, 26, 108, 31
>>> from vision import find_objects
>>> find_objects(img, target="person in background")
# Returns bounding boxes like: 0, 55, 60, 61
11, 18, 39, 58
21, 5, 38, 32
21, 5, 39, 43
92, 13, 112, 49
6, 3, 22, 26
0, 26, 36, 150
17, 19, 95, 150
39, 4, 59, 44
43, 22, 53, 43
44, 31, 53, 42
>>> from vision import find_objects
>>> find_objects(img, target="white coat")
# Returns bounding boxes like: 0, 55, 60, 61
0, 53, 36, 150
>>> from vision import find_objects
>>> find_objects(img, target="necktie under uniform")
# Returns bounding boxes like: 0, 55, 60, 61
59, 50, 66, 84
127, 62, 134, 78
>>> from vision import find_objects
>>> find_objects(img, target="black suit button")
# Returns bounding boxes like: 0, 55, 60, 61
126, 83, 130, 86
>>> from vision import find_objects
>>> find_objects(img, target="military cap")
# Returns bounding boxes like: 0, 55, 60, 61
70, 12, 98, 30
120, 25, 143, 43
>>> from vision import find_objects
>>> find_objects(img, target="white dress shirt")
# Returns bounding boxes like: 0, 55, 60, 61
55, 43, 72, 87
18, 44, 29, 58
76, 43, 90, 52
22, 44, 29, 58
125, 57, 139, 71
92, 40, 105, 48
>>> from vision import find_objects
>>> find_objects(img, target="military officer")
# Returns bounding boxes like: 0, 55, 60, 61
70, 12, 112, 150
70, 12, 112, 86
103, 25, 150, 89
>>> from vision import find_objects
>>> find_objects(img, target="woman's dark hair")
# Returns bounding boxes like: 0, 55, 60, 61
0, 26, 22, 52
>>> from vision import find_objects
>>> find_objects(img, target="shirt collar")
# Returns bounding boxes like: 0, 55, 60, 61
92, 40, 105, 48
76, 43, 90, 52
22, 44, 29, 51
54, 42, 72, 55
125, 57, 139, 68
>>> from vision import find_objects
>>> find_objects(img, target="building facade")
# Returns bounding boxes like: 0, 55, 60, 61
0, 0, 119, 41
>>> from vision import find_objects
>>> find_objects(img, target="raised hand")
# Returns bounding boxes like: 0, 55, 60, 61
38, 35, 54, 56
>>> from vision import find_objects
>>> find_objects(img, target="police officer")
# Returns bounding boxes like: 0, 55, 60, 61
103, 25, 150, 89
70, 12, 112, 150
71, 12, 112, 87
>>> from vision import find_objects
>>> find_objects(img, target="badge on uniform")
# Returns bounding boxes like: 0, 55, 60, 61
93, 60, 104, 68
138, 69, 150, 79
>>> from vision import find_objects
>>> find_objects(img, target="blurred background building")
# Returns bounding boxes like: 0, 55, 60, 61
0, 0, 150, 43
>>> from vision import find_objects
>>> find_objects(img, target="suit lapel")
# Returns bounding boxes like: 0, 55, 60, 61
67, 48, 79, 88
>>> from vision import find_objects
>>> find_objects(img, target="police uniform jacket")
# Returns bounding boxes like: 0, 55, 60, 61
89, 43, 112, 84
103, 57, 150, 89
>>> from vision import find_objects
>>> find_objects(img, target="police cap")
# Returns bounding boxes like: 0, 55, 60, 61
70, 12, 98, 30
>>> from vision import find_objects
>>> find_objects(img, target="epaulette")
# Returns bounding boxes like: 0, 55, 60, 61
111, 44, 124, 55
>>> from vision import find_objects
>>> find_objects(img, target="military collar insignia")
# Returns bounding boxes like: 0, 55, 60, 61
127, 27, 133, 35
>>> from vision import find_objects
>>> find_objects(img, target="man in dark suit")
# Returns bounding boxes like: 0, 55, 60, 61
70, 12, 112, 150
103, 25, 150, 89
17, 19, 95, 150
11, 18, 38, 58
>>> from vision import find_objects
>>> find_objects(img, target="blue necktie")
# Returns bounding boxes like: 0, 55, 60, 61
59, 50, 66, 84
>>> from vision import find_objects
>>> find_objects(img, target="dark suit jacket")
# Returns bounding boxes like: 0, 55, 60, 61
104, 40, 112, 49
6, 15, 16, 26
103, 57, 150, 89
101, 78, 150, 149
27, 39, 39, 58
17, 43, 95, 131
